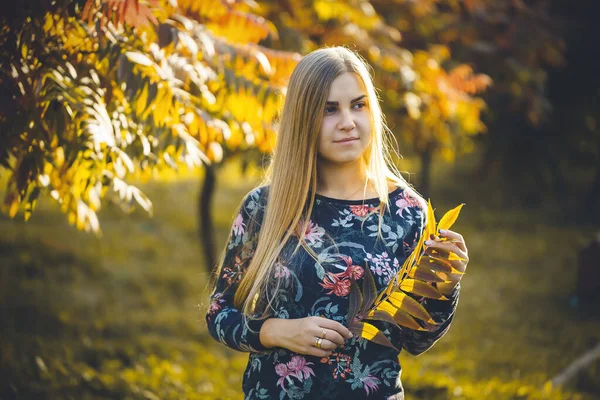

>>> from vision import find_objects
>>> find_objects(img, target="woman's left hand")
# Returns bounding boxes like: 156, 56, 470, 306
424, 229, 469, 296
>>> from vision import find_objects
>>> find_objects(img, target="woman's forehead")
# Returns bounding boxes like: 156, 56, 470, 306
327, 72, 367, 101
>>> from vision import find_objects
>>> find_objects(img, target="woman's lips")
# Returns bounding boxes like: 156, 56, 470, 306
334, 137, 358, 143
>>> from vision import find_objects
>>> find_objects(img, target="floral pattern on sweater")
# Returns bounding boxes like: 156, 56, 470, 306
206, 185, 460, 399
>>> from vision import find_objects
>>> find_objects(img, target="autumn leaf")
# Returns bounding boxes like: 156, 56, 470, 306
437, 203, 465, 232
400, 279, 448, 300
387, 291, 435, 323
349, 321, 398, 351
360, 262, 377, 316
426, 198, 437, 238
409, 266, 446, 283
372, 301, 425, 331
347, 279, 363, 325
346, 200, 464, 348
418, 255, 453, 273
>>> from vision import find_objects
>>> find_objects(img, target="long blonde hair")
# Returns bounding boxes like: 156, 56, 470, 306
213, 46, 425, 319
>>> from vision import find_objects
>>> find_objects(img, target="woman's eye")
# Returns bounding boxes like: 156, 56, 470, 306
353, 102, 366, 109
325, 106, 337, 114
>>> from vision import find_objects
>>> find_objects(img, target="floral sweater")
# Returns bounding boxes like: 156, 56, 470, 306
206, 185, 460, 400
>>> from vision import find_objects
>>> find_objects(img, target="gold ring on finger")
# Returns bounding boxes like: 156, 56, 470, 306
315, 337, 322, 349
321, 329, 327, 339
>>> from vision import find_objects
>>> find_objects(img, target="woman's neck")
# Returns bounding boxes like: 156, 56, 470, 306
316, 159, 372, 199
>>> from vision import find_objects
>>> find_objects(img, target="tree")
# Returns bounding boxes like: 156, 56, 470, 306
371, 0, 568, 204
2, 0, 501, 260
0, 0, 298, 244
258, 0, 492, 196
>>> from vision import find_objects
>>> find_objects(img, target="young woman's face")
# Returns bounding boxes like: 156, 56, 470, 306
317, 72, 372, 165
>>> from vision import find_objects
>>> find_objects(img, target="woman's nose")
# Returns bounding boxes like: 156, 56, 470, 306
337, 109, 356, 131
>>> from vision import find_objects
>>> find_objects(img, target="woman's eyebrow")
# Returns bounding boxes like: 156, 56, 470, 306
326, 95, 366, 106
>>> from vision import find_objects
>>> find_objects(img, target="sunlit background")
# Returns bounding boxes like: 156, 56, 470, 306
1, 0, 599, 399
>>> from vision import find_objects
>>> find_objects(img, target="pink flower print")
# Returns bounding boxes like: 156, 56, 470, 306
365, 252, 393, 278
232, 212, 245, 236
320, 272, 351, 297
275, 356, 315, 390
361, 375, 381, 395
275, 363, 292, 390
395, 191, 421, 215
349, 204, 379, 217
287, 355, 315, 381
340, 255, 364, 280
274, 262, 291, 279
207, 295, 224, 317
222, 255, 244, 286
345, 265, 364, 280
297, 219, 325, 247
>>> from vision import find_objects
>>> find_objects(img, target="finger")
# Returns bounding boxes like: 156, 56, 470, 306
425, 246, 450, 258
306, 346, 332, 358
314, 338, 337, 351
438, 229, 466, 252
316, 329, 345, 347
425, 246, 468, 272
315, 317, 353, 339
307, 347, 332, 358
425, 240, 468, 261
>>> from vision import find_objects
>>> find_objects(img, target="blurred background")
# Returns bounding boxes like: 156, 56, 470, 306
1, 0, 599, 399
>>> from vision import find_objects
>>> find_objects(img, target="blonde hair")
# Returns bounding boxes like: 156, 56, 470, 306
213, 46, 425, 319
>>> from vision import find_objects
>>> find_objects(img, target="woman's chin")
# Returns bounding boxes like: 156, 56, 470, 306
318, 154, 364, 165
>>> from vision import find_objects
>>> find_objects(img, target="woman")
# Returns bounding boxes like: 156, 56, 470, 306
205, 46, 469, 399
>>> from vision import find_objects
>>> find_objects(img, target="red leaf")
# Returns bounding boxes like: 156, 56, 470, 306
360, 261, 377, 316
346, 279, 362, 325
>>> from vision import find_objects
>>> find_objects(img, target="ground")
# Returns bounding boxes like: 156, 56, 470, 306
0, 156, 598, 399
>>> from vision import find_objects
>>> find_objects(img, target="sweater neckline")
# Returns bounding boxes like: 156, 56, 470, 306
312, 185, 404, 205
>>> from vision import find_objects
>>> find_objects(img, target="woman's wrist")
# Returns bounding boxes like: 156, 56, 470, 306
259, 318, 280, 348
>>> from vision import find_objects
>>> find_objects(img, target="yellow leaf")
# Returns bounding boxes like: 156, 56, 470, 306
419, 256, 453, 273
400, 279, 448, 300
388, 291, 434, 323
374, 301, 424, 330
437, 203, 465, 231
426, 198, 436, 238
21, 42, 28, 60
43, 13, 54, 33
125, 51, 153, 67
351, 321, 398, 349
8, 196, 19, 218
448, 253, 467, 261
55, 146, 65, 167
409, 266, 446, 283
360, 322, 381, 340
375, 300, 397, 315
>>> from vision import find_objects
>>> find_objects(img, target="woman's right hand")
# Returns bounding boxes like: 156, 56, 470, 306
259, 316, 353, 357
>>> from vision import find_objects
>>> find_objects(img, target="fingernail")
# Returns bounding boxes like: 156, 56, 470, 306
425, 240, 432, 245
439, 229, 446, 234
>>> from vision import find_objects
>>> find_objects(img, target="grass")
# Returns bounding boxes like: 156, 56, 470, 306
0, 157, 598, 399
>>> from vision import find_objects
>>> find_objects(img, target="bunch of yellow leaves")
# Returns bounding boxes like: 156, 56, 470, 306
346, 201, 465, 350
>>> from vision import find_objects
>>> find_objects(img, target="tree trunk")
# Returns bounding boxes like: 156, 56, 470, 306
199, 163, 217, 274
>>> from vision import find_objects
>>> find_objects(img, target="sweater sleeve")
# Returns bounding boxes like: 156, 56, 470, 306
400, 282, 460, 356
205, 187, 269, 353
399, 200, 461, 356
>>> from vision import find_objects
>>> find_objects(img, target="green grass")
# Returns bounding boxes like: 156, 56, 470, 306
0, 158, 598, 399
